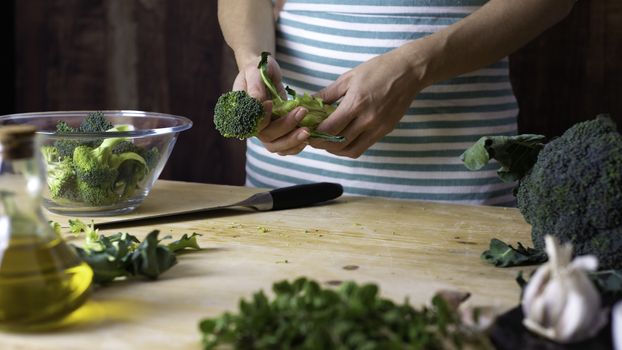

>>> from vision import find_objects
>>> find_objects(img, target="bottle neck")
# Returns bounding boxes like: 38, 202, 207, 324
0, 136, 48, 236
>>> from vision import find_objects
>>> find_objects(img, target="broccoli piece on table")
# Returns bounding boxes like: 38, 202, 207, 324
461, 115, 622, 269
73, 135, 148, 206
214, 52, 344, 142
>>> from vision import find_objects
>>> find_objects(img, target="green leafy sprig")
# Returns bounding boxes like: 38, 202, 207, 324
199, 277, 492, 350
64, 219, 201, 284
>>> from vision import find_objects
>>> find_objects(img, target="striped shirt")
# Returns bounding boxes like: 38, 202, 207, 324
246, 0, 518, 206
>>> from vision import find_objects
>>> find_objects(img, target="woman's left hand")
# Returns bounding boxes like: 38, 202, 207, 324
309, 45, 428, 158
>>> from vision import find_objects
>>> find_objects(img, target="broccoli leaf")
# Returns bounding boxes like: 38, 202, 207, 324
460, 135, 546, 182
168, 233, 202, 253
126, 230, 177, 280
588, 269, 622, 306
481, 238, 547, 267
68, 219, 200, 284
74, 232, 140, 284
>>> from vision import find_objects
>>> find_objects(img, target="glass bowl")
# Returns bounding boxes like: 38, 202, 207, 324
0, 110, 192, 216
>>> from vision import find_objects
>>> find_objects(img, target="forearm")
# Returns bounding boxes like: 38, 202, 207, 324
217, 0, 275, 70
404, 0, 575, 86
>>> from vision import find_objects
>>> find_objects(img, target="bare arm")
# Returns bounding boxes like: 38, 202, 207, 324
217, 0, 275, 70
404, 0, 576, 86
217, 0, 311, 155
313, 0, 576, 158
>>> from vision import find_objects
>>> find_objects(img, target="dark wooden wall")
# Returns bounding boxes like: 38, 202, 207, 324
14, 0, 245, 185
510, 0, 622, 135
9, 0, 622, 185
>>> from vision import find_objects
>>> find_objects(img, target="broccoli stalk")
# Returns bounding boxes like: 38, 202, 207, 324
214, 52, 344, 142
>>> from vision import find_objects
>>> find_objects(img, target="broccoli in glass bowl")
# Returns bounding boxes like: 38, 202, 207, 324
0, 110, 192, 216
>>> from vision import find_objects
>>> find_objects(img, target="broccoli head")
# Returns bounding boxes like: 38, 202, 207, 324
213, 52, 344, 142
462, 115, 622, 269
516, 116, 622, 268
214, 90, 264, 139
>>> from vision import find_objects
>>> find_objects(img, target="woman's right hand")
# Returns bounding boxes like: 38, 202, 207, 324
231, 54, 311, 156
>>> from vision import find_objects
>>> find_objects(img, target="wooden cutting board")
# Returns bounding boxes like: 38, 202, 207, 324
45, 180, 265, 226
2, 181, 534, 350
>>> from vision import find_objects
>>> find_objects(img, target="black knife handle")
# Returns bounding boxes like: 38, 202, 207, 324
269, 182, 343, 210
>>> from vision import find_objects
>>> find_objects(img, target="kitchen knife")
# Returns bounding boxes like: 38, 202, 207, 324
94, 182, 343, 228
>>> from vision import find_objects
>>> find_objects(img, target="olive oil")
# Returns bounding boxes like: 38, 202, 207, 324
0, 125, 93, 329
0, 235, 93, 327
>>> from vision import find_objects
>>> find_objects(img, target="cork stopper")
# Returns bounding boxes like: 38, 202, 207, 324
0, 124, 37, 159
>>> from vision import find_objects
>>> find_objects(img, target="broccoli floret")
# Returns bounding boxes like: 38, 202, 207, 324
214, 52, 344, 142
54, 111, 115, 157
54, 121, 80, 158
48, 158, 81, 201
461, 115, 622, 269
41, 146, 81, 201
45, 114, 156, 206
140, 147, 160, 170
214, 90, 264, 139
78, 111, 113, 133
517, 116, 622, 269
112, 140, 140, 154
41, 145, 61, 163
73, 136, 148, 206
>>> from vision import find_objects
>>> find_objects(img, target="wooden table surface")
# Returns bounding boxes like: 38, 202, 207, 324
1, 181, 533, 350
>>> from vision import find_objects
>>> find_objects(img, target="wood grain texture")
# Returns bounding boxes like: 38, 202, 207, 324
1, 181, 533, 350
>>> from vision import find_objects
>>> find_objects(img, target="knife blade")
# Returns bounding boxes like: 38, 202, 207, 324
95, 182, 343, 228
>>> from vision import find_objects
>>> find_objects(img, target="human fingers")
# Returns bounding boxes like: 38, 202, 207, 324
264, 128, 310, 156
328, 128, 384, 159
257, 107, 308, 143
263, 128, 310, 154
307, 108, 367, 153
232, 71, 247, 91
256, 101, 273, 133
315, 73, 350, 104
277, 142, 308, 156
246, 67, 269, 101
313, 93, 359, 141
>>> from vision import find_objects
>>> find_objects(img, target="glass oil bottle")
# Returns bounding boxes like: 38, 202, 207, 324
0, 125, 93, 329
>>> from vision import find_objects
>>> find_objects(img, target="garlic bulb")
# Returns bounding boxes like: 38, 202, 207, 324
521, 235, 608, 343
614, 301, 622, 350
